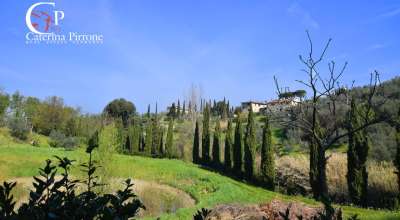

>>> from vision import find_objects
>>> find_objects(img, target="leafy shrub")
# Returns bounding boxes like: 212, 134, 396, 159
0, 142, 144, 219
8, 117, 30, 140
49, 130, 78, 149
193, 208, 211, 220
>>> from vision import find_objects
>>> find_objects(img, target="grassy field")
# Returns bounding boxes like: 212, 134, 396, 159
1, 144, 400, 219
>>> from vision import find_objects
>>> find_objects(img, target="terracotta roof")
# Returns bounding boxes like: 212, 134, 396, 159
241, 101, 267, 105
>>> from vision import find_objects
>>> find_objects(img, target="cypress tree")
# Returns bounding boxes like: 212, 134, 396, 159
144, 120, 152, 156
125, 135, 131, 153
347, 99, 369, 206
260, 116, 275, 190
159, 128, 165, 157
224, 120, 233, 171
177, 100, 181, 118
202, 104, 211, 164
395, 107, 400, 205
193, 120, 200, 164
165, 119, 174, 158
151, 118, 160, 156
169, 103, 176, 119
212, 120, 221, 168
138, 124, 144, 152
147, 104, 151, 118
227, 101, 231, 118
182, 101, 186, 116
128, 118, 140, 155
233, 116, 244, 176
244, 108, 256, 180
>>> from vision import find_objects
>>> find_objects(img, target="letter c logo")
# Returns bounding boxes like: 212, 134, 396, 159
26, 2, 55, 34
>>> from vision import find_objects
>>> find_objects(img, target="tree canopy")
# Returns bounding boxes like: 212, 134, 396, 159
103, 98, 136, 127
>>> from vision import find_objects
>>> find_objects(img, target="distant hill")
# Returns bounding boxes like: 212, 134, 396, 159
351, 76, 400, 161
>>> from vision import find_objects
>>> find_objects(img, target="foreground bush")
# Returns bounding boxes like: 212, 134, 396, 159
0, 143, 144, 220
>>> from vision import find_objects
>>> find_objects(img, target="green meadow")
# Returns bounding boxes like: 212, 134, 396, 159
1, 143, 399, 220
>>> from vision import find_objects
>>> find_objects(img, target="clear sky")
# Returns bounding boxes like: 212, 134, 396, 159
1, 0, 399, 113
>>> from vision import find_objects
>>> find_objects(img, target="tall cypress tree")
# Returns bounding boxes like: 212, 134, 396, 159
233, 116, 244, 176
139, 124, 144, 152
129, 120, 140, 155
144, 119, 152, 156
177, 100, 181, 118
193, 120, 200, 164
159, 128, 165, 157
147, 104, 151, 118
125, 135, 131, 153
260, 116, 275, 190
395, 107, 400, 205
165, 119, 174, 158
202, 104, 211, 164
244, 108, 256, 180
224, 119, 233, 171
212, 120, 221, 168
151, 118, 160, 156
347, 99, 369, 206
182, 101, 186, 117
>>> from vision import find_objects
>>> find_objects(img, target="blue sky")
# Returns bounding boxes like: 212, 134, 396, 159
0, 0, 399, 113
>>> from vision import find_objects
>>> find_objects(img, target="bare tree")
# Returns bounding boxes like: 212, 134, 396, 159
186, 83, 204, 125
273, 31, 387, 202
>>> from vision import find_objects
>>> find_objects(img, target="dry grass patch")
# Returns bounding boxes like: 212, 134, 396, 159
277, 153, 398, 208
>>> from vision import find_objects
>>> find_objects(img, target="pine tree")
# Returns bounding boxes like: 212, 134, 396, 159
165, 119, 174, 158
144, 120, 152, 156
244, 108, 256, 180
193, 120, 200, 164
202, 104, 211, 164
260, 116, 275, 190
233, 116, 244, 176
395, 107, 400, 205
224, 120, 233, 171
347, 99, 369, 206
212, 120, 221, 168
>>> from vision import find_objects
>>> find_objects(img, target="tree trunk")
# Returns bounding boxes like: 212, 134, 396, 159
310, 139, 329, 201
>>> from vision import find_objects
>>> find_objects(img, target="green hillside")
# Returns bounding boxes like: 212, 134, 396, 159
1, 144, 399, 220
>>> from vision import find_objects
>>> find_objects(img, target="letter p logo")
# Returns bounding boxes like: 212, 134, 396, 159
54, 10, 65, 26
